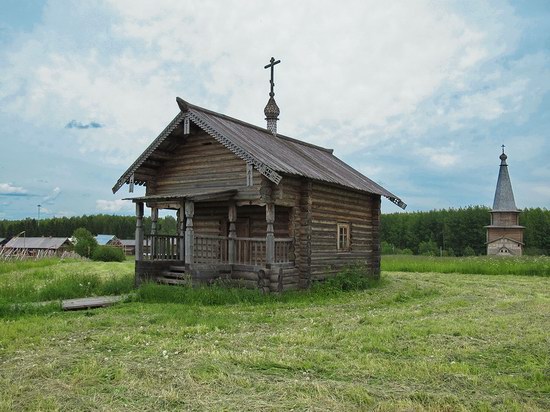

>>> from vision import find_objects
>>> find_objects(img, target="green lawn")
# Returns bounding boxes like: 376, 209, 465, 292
0, 259, 548, 411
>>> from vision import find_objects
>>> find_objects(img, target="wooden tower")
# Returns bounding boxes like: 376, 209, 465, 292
486, 147, 524, 255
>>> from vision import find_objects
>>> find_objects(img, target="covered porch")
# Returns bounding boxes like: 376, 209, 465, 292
129, 188, 297, 291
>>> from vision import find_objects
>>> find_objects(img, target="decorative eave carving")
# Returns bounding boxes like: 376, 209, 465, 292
189, 110, 282, 185
112, 98, 282, 194
112, 111, 187, 193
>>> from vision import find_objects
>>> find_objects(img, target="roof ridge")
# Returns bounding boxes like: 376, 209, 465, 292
185, 100, 334, 154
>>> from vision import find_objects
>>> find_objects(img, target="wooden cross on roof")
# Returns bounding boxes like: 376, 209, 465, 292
264, 57, 281, 97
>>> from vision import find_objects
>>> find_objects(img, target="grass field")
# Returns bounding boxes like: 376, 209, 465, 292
0, 258, 549, 411
382, 255, 550, 276
0, 259, 134, 307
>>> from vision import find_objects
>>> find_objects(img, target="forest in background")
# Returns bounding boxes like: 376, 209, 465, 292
0, 206, 548, 256
0, 214, 177, 240
381, 206, 550, 256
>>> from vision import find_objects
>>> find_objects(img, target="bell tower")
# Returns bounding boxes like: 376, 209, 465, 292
486, 146, 524, 255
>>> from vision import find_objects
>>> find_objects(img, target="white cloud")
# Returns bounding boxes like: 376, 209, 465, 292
42, 186, 61, 204
0, 0, 548, 215
0, 0, 526, 161
416, 147, 459, 169
0, 183, 27, 194
96, 199, 133, 212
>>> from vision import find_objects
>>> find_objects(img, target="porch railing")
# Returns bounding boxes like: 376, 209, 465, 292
274, 238, 294, 264
235, 237, 267, 266
144, 234, 183, 260
142, 234, 294, 265
194, 235, 229, 264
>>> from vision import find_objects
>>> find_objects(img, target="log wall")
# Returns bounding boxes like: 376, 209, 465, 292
487, 227, 524, 243
147, 132, 261, 201
306, 181, 380, 280
491, 212, 520, 226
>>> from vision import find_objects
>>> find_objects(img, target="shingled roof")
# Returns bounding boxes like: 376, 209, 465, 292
492, 151, 519, 212
113, 98, 405, 209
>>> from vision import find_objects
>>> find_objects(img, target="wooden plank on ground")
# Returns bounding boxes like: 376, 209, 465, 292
62, 295, 125, 311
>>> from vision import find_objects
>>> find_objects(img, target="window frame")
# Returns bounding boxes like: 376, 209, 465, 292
337, 222, 351, 251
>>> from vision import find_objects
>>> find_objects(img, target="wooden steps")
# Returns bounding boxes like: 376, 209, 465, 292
156, 265, 231, 286
156, 265, 190, 286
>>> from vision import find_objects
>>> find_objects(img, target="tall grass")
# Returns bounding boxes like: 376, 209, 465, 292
0, 258, 65, 274
382, 255, 550, 276
0, 258, 134, 305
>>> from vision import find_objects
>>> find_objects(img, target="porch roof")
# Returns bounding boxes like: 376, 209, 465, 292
124, 187, 240, 203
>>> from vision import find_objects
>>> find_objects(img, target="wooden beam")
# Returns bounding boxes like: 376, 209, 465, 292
135, 202, 144, 261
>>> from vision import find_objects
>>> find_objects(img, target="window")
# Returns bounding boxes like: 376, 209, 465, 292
337, 223, 350, 251
246, 163, 254, 186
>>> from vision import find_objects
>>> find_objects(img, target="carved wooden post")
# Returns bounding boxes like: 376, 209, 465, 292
228, 202, 237, 264
177, 204, 185, 261
184, 200, 194, 264
150, 207, 158, 258
266, 202, 275, 265
135, 202, 144, 261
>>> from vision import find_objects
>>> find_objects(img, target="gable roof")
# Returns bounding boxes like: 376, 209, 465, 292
113, 98, 406, 209
486, 236, 524, 246
4, 237, 71, 249
95, 234, 118, 246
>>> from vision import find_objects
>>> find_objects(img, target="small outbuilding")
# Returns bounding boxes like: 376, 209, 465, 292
2, 237, 72, 257
120, 239, 136, 255
95, 234, 124, 248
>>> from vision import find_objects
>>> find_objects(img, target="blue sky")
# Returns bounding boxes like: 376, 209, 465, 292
0, 0, 549, 220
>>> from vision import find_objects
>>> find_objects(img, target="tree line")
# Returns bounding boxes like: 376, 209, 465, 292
0, 214, 177, 240
1, 206, 548, 255
381, 206, 550, 256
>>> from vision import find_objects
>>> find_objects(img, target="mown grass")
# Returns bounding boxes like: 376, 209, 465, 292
0, 259, 134, 310
0, 262, 548, 411
382, 254, 550, 276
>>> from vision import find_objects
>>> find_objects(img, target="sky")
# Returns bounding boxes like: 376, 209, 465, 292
0, 0, 549, 220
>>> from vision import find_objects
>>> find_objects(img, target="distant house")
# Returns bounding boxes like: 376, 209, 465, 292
120, 239, 136, 255
2, 237, 72, 256
95, 234, 123, 248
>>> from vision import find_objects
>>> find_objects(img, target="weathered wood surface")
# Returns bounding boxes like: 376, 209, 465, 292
62, 295, 125, 311
307, 182, 380, 278
149, 132, 261, 202
487, 228, 524, 243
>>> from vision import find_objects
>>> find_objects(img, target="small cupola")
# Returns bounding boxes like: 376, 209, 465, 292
264, 57, 281, 135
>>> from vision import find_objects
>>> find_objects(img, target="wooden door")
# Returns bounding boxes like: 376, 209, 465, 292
235, 218, 250, 263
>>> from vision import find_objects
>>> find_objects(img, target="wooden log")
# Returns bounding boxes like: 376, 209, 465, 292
231, 271, 259, 281
229, 279, 259, 289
